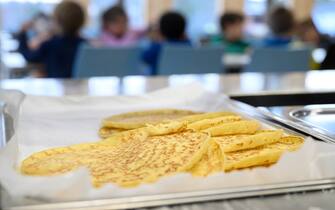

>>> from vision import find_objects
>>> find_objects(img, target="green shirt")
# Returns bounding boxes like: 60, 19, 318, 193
209, 35, 249, 54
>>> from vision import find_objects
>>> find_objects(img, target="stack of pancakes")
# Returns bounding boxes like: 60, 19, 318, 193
20, 109, 304, 188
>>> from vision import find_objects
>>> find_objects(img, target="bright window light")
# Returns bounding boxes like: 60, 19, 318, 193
0, 0, 60, 3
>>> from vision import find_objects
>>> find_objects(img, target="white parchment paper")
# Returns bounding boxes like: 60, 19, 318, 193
0, 83, 334, 202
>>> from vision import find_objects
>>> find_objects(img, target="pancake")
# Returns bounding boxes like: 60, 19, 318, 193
98, 127, 128, 138
93, 131, 210, 187
205, 120, 260, 137
267, 135, 304, 151
189, 140, 223, 177
223, 146, 283, 171
102, 109, 199, 129
102, 120, 187, 143
214, 130, 283, 153
21, 130, 148, 176
223, 135, 304, 171
179, 112, 237, 123
187, 115, 242, 131
21, 129, 210, 188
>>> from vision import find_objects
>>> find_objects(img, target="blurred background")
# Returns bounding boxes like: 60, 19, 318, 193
0, 0, 334, 79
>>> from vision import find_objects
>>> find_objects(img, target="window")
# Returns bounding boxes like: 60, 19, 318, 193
0, 0, 59, 33
172, 0, 218, 41
312, 0, 335, 36
244, 0, 268, 38
244, 0, 267, 16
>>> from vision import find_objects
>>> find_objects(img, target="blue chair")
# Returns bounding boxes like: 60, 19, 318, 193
157, 46, 224, 75
73, 44, 141, 78
246, 48, 311, 72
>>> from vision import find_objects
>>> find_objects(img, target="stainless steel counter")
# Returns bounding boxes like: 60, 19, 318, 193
1, 70, 335, 210
0, 71, 335, 97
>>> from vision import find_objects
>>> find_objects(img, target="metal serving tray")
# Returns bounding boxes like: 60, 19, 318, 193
259, 104, 335, 144
290, 105, 335, 137
1, 100, 335, 210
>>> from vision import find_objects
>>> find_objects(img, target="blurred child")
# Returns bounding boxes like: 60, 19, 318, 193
26, 13, 54, 50
296, 19, 320, 47
218, 12, 249, 54
18, 1, 86, 78
264, 6, 295, 47
142, 11, 191, 75
98, 5, 143, 46
297, 18, 334, 49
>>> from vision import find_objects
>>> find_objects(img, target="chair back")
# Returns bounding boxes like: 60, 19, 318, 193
157, 46, 224, 75
73, 44, 141, 78
246, 48, 311, 72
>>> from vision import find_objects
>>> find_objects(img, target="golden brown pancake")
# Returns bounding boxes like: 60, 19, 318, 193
187, 115, 242, 131
205, 120, 260, 136
102, 109, 199, 129
98, 127, 128, 138
189, 140, 223, 177
223, 135, 304, 171
214, 130, 283, 153
92, 131, 210, 187
179, 112, 237, 123
21, 129, 210, 188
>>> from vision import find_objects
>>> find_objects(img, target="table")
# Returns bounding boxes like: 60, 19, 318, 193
1, 71, 335, 210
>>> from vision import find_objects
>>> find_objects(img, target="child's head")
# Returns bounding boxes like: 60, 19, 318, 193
102, 6, 128, 38
159, 11, 186, 40
297, 18, 320, 45
220, 12, 245, 42
267, 6, 295, 37
54, 1, 85, 36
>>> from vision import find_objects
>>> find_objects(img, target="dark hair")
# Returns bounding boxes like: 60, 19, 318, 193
268, 6, 295, 35
297, 18, 318, 36
159, 11, 186, 40
54, 1, 85, 36
220, 12, 244, 31
102, 6, 127, 25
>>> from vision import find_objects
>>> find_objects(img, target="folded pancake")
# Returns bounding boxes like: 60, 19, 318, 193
179, 112, 237, 123
21, 129, 211, 188
214, 130, 283, 153
189, 140, 223, 177
98, 127, 128, 138
267, 135, 304, 151
223, 135, 304, 171
205, 120, 260, 137
102, 120, 187, 143
223, 146, 283, 171
93, 131, 211, 187
21, 131, 147, 176
187, 115, 242, 131
102, 109, 198, 129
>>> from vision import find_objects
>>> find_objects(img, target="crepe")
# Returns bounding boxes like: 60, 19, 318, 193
205, 120, 260, 136
189, 140, 223, 177
21, 130, 148, 176
179, 112, 237, 123
21, 128, 211, 188
214, 130, 283, 153
223, 135, 304, 171
102, 109, 199, 129
98, 127, 128, 138
267, 135, 304, 152
93, 131, 210, 187
187, 115, 242, 131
